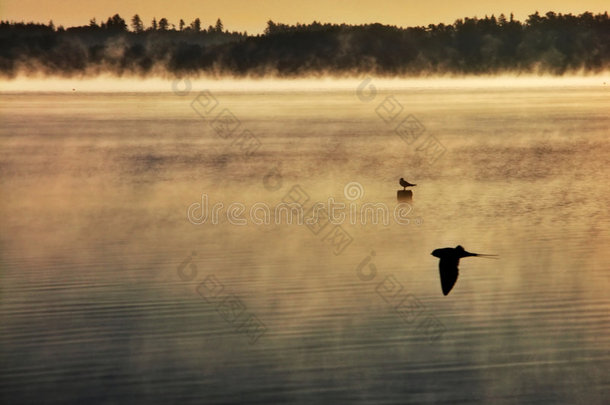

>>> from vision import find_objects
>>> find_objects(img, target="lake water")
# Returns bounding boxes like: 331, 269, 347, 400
1, 79, 609, 404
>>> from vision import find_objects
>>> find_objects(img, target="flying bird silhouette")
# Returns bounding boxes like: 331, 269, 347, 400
399, 178, 416, 190
431, 245, 498, 295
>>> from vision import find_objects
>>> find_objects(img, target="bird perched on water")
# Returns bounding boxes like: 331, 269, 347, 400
399, 178, 416, 190
431, 245, 498, 296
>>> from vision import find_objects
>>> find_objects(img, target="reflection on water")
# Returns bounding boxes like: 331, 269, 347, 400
1, 83, 609, 404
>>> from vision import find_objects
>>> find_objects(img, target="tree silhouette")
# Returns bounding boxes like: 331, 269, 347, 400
1, 11, 608, 77
190, 18, 201, 32
215, 18, 224, 33
105, 14, 126, 31
131, 15, 143, 33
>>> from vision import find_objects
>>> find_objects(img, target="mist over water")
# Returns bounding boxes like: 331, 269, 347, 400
0, 79, 609, 403
1, 74, 608, 92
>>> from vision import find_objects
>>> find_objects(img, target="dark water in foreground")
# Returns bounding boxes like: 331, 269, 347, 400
1, 83, 609, 404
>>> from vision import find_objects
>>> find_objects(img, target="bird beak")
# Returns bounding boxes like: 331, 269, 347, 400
474, 254, 499, 259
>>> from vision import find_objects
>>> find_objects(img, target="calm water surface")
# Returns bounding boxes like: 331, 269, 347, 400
1, 83, 609, 404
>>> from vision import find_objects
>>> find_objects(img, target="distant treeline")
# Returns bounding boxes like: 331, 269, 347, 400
1, 11, 608, 77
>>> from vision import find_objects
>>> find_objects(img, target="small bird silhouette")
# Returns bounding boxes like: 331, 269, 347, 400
431, 245, 498, 295
399, 178, 416, 190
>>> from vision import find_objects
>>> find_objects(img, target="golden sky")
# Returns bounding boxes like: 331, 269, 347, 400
1, 0, 608, 33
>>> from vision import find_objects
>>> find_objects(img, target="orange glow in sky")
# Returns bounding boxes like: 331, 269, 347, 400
1, 0, 608, 33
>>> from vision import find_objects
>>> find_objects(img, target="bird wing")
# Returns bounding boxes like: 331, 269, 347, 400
439, 257, 459, 296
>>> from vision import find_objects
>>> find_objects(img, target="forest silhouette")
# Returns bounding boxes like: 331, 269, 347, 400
1, 11, 608, 77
